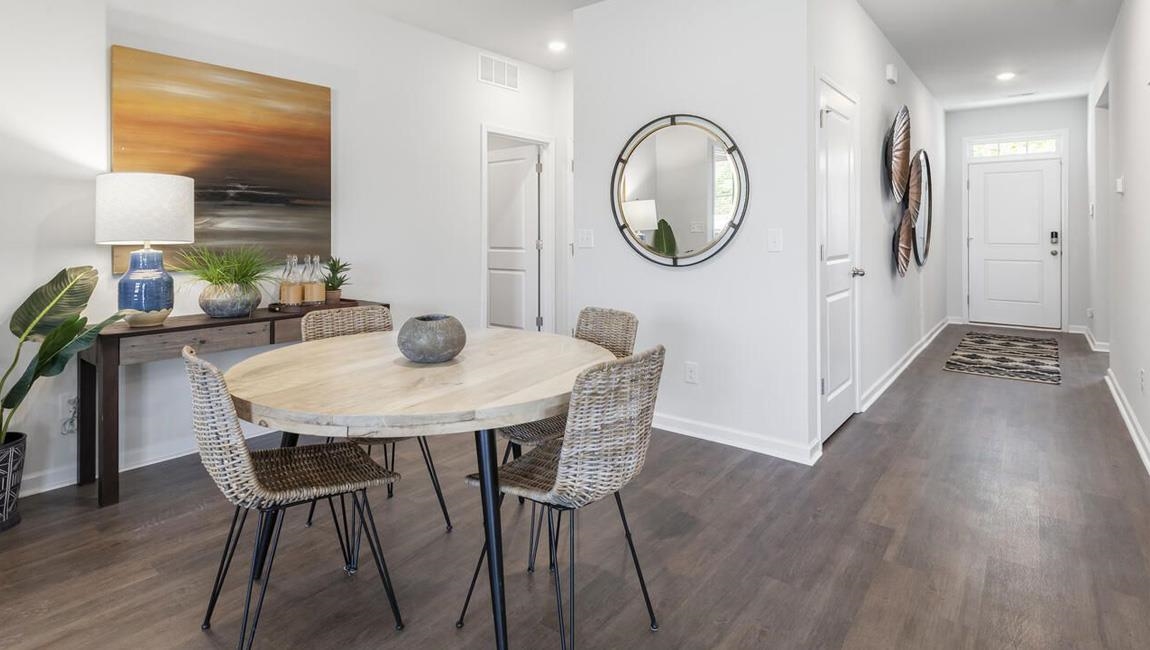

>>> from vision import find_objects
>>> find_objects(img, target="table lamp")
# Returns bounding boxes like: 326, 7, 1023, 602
622, 199, 658, 241
95, 173, 195, 327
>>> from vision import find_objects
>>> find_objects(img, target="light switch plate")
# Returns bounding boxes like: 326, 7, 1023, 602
1117, 176, 1126, 195
577, 229, 595, 248
766, 228, 783, 252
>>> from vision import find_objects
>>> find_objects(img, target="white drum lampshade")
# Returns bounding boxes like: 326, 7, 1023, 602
95, 173, 195, 245
622, 199, 658, 232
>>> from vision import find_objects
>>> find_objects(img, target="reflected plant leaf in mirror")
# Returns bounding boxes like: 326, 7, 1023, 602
652, 219, 679, 257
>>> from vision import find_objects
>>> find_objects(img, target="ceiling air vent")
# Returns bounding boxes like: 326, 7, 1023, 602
478, 53, 519, 91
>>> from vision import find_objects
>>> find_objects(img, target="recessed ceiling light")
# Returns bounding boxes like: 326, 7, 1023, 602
548, 41, 567, 53
996, 72, 1017, 81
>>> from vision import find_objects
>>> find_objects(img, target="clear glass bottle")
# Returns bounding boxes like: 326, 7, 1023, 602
304, 255, 325, 305
279, 254, 303, 306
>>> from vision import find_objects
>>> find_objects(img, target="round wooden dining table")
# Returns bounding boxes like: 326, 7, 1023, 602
225, 327, 614, 649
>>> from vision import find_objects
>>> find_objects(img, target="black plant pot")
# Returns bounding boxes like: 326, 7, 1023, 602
0, 432, 26, 532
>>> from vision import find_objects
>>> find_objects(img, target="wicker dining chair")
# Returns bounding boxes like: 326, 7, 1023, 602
500, 307, 638, 450
182, 347, 403, 650
499, 306, 638, 572
298, 305, 453, 535
456, 345, 666, 649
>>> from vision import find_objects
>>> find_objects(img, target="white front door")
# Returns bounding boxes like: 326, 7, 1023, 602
487, 144, 541, 330
969, 159, 1062, 328
817, 81, 859, 441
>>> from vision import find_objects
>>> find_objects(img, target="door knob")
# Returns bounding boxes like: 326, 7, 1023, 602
851, 267, 866, 277
1050, 250, 1059, 256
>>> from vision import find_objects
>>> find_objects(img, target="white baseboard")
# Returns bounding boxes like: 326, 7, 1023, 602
859, 317, 949, 412
946, 316, 966, 325
1104, 369, 1150, 477
18, 464, 78, 497
654, 413, 822, 466
1068, 325, 1110, 352
19, 427, 271, 498
19, 443, 201, 498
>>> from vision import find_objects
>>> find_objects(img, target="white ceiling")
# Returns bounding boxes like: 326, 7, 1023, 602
372, 0, 603, 71
856, 0, 1123, 109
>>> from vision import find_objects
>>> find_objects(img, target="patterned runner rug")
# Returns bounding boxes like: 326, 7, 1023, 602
944, 331, 1061, 385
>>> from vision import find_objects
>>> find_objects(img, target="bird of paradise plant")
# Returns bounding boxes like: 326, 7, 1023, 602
0, 267, 125, 444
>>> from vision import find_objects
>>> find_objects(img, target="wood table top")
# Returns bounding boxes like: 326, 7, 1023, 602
225, 328, 614, 438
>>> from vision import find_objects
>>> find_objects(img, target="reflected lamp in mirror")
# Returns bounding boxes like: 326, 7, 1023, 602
95, 172, 195, 327
622, 199, 658, 239
611, 114, 749, 267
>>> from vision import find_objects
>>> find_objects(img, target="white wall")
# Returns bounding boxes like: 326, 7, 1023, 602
944, 98, 1091, 332
1091, 0, 1150, 468
0, 1, 112, 493
809, 0, 948, 410
2, 0, 565, 495
573, 0, 817, 463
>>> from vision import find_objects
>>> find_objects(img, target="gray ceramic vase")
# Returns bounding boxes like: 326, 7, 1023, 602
398, 314, 466, 363
199, 284, 262, 318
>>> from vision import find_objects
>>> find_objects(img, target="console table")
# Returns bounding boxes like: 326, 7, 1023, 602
76, 301, 384, 506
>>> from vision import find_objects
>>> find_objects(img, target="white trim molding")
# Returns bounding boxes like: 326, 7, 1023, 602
1068, 325, 1110, 352
654, 413, 822, 466
860, 318, 949, 412
860, 315, 947, 407
1105, 369, 1150, 477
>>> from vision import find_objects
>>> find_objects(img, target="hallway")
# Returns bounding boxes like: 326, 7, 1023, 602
3, 324, 1148, 649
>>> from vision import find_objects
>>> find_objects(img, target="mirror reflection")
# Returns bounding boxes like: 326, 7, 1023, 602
911, 149, 932, 265
612, 115, 748, 266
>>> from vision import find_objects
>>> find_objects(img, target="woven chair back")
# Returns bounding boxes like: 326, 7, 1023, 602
301, 304, 393, 341
551, 345, 665, 508
182, 347, 263, 509
575, 307, 638, 359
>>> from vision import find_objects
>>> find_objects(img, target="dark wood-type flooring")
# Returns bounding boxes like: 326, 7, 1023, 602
3, 325, 1150, 648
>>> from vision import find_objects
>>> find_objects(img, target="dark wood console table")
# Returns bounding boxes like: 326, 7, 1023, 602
76, 301, 384, 506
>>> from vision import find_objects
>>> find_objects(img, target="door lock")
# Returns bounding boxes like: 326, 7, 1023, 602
851, 267, 866, 277
1050, 250, 1059, 256
1050, 231, 1060, 245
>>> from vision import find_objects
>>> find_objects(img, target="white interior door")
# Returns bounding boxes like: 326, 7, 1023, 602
817, 81, 859, 441
969, 159, 1062, 328
487, 144, 540, 329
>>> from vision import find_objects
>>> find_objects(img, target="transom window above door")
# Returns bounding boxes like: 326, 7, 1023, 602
970, 137, 1058, 159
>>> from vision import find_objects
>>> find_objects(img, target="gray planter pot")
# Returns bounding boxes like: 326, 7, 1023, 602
0, 431, 26, 532
199, 284, 262, 318
398, 314, 466, 363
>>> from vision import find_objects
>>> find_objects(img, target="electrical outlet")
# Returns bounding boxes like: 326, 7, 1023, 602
684, 362, 700, 385
59, 394, 78, 436
1140, 369, 1146, 395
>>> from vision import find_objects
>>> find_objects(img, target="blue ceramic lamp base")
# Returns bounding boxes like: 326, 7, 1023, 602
119, 247, 175, 327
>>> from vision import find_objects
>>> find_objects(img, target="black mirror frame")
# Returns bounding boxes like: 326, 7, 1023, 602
610, 114, 750, 267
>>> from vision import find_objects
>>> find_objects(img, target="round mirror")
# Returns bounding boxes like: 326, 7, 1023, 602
611, 115, 749, 266
909, 149, 932, 265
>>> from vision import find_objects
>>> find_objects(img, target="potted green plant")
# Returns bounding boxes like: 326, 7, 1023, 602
174, 246, 277, 318
322, 257, 351, 304
0, 267, 124, 531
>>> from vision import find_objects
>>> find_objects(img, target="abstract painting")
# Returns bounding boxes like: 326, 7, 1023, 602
110, 46, 331, 272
